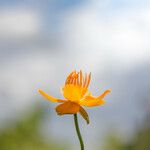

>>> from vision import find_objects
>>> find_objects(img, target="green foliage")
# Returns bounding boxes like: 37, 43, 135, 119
134, 123, 150, 150
103, 122, 150, 150
103, 134, 127, 150
0, 105, 68, 150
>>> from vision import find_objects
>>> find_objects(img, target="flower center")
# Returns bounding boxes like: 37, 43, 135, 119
63, 85, 86, 103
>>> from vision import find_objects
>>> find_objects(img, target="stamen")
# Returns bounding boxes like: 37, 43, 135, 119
83, 73, 87, 87
72, 71, 77, 85
70, 76, 74, 84
77, 73, 79, 85
79, 70, 83, 86
85, 73, 91, 89
67, 75, 72, 84
65, 71, 74, 84
74, 74, 78, 85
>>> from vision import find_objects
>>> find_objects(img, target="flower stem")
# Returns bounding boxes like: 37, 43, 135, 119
74, 114, 84, 150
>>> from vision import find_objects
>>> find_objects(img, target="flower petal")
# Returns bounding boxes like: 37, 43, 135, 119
62, 85, 86, 102
80, 90, 110, 107
38, 89, 65, 103
55, 101, 80, 115
80, 96, 105, 107
79, 106, 89, 124
97, 90, 111, 99
63, 70, 90, 100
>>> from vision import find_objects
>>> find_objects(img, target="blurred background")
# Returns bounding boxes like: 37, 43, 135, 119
0, 0, 150, 150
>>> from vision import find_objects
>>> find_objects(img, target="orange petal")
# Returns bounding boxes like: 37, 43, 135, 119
97, 90, 111, 99
55, 101, 80, 115
38, 89, 65, 103
79, 106, 89, 124
80, 90, 110, 107
80, 96, 105, 107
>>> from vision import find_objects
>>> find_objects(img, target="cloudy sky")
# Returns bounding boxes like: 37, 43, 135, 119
0, 0, 150, 149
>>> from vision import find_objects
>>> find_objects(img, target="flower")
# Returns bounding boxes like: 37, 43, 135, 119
38, 70, 110, 124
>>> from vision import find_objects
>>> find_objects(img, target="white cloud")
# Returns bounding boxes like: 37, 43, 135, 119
0, 9, 40, 41
63, 6, 150, 70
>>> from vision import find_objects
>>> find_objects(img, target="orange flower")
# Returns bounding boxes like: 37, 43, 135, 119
38, 70, 110, 124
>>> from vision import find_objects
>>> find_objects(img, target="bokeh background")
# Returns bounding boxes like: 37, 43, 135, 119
0, 0, 150, 150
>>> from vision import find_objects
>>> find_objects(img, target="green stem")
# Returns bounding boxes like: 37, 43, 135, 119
74, 114, 84, 150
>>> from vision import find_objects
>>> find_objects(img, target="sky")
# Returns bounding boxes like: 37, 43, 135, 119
0, 0, 150, 149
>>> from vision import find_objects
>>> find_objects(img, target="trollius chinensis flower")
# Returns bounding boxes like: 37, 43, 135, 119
38, 70, 110, 150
